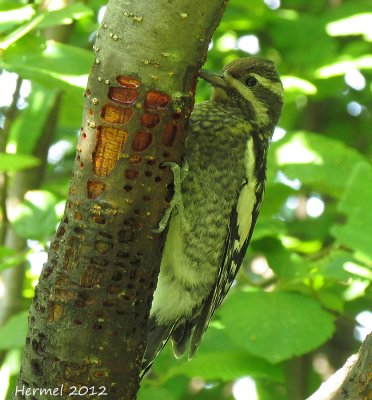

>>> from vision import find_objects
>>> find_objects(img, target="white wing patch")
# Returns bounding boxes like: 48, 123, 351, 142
236, 137, 257, 248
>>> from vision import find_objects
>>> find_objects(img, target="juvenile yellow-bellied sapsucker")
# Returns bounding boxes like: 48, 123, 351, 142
142, 57, 284, 373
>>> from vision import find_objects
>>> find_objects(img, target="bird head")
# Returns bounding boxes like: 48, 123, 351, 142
199, 57, 284, 133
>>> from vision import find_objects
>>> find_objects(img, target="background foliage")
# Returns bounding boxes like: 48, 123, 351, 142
0, 0, 371, 399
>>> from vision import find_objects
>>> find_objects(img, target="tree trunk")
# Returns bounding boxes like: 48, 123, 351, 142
12, 0, 228, 399
307, 333, 371, 400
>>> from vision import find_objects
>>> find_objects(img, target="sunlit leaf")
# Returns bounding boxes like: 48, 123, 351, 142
1, 36, 91, 89
137, 386, 175, 400
0, 153, 40, 171
37, 3, 94, 29
331, 162, 372, 260
9, 83, 59, 154
166, 350, 284, 382
12, 190, 59, 240
282, 76, 317, 95
0, 311, 28, 350
326, 13, 372, 41
219, 291, 335, 363
269, 131, 366, 197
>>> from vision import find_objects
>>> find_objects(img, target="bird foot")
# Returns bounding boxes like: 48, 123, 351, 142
152, 161, 189, 233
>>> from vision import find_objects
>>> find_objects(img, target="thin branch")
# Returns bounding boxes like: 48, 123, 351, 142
0, 75, 22, 244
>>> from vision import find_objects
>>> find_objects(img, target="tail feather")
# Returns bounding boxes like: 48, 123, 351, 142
140, 317, 174, 378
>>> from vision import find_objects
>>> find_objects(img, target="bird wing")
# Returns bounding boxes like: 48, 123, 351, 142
189, 160, 265, 357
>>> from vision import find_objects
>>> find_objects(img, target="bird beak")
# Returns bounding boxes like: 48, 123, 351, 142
199, 69, 227, 89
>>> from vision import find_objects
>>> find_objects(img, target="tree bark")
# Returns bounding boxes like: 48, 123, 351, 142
12, 0, 228, 399
307, 333, 371, 400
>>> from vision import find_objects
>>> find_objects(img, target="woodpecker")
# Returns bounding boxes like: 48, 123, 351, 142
142, 57, 284, 374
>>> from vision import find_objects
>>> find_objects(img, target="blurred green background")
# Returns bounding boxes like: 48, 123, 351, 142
0, 0, 371, 399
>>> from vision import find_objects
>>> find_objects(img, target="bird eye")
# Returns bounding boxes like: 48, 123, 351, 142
245, 76, 258, 88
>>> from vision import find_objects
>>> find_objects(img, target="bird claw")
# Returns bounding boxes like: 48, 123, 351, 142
152, 160, 188, 233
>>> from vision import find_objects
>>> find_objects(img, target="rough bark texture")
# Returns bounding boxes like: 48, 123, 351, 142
307, 333, 371, 400
12, 0, 228, 399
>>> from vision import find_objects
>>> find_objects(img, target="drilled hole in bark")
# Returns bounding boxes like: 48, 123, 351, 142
118, 227, 133, 243
56, 225, 65, 239
129, 155, 142, 164
74, 227, 84, 235
109, 86, 138, 105
74, 212, 83, 221
82, 132, 87, 139
112, 271, 124, 281
155, 176, 162, 182
74, 319, 82, 325
75, 299, 86, 308
125, 169, 139, 180
127, 283, 135, 290
80, 161, 84, 169
132, 131, 153, 152
93, 126, 128, 177
87, 180, 107, 199
116, 76, 141, 88
117, 251, 129, 258
103, 301, 114, 307
42, 266, 53, 279
163, 151, 172, 158
93, 217, 106, 225
94, 240, 113, 255
51, 241, 60, 251
147, 157, 156, 166
124, 184, 132, 192
26, 336, 31, 345
129, 271, 137, 280
107, 284, 121, 294
141, 112, 160, 128
143, 195, 151, 202
31, 359, 43, 376
162, 121, 179, 147
101, 104, 133, 124
92, 323, 103, 330
99, 231, 113, 239
135, 209, 147, 217
145, 90, 171, 109
130, 258, 141, 267
145, 170, 152, 177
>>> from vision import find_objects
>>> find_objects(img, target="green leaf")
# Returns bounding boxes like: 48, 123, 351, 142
219, 291, 335, 363
9, 83, 59, 154
252, 216, 286, 241
166, 350, 284, 383
37, 3, 94, 30
137, 386, 175, 400
0, 246, 25, 272
1, 36, 91, 89
0, 3, 35, 34
331, 162, 372, 260
12, 190, 59, 241
0, 153, 40, 172
0, 14, 45, 50
0, 311, 28, 350
270, 131, 366, 197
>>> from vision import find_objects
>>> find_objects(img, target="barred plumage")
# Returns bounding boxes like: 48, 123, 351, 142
142, 57, 284, 374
